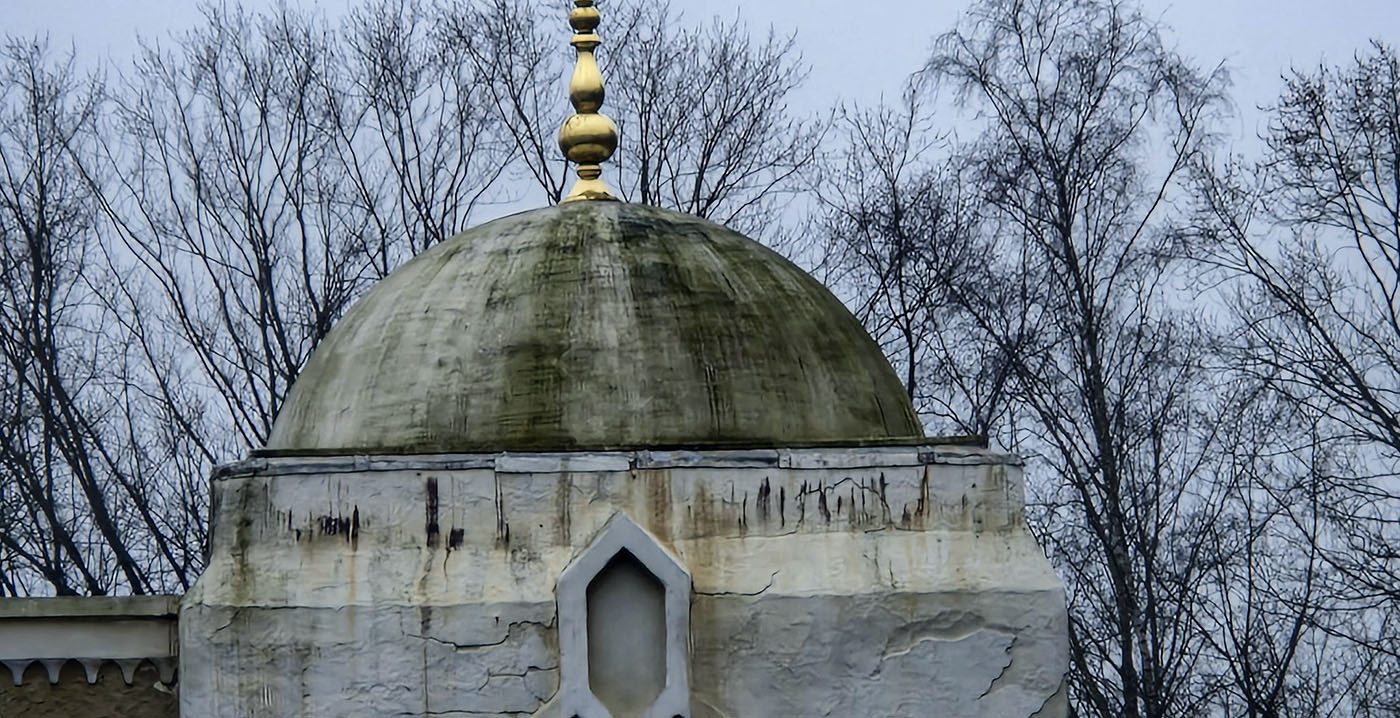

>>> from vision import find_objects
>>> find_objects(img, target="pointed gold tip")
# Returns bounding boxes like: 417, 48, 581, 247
558, 0, 619, 203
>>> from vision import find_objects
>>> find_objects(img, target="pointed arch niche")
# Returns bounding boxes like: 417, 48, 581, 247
558, 514, 691, 718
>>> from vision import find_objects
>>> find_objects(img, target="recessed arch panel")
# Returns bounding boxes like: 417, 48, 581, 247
557, 513, 691, 718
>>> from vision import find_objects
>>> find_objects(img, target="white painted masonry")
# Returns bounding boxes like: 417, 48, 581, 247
180, 445, 1068, 717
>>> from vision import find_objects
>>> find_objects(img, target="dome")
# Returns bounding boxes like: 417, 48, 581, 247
264, 202, 922, 453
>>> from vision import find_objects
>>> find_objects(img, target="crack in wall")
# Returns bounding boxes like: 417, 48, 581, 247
472, 665, 559, 693
405, 617, 556, 653
977, 635, 1017, 699
1028, 679, 1067, 718
694, 570, 778, 597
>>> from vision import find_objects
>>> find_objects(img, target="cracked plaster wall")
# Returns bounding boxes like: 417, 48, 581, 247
181, 446, 1067, 717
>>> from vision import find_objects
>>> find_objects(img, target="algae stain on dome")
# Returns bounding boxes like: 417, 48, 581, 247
265, 202, 922, 453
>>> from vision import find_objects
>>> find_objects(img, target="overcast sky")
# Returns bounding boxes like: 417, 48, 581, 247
7, 0, 1399, 151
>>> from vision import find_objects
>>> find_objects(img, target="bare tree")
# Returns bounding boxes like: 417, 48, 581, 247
93, 1, 513, 451
3, 1, 519, 594
335, 0, 513, 271
822, 4, 1398, 715
441, 0, 572, 204
813, 86, 1012, 436
0, 39, 204, 595
2, 0, 821, 596
1189, 389, 1349, 718
1192, 41, 1400, 714
91, 6, 368, 449
808, 0, 1238, 714
605, 2, 818, 233
928, 0, 1238, 710
442, 0, 818, 235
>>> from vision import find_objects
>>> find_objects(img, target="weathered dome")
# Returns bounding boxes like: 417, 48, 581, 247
265, 202, 921, 453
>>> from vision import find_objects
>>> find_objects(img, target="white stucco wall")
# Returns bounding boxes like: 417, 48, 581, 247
181, 445, 1067, 717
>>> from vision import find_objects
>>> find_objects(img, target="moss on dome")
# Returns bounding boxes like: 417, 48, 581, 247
264, 202, 922, 453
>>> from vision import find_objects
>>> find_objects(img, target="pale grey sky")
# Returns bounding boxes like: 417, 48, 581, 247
6, 0, 1399, 150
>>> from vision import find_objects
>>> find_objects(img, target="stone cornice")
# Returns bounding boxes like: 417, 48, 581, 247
220, 443, 1022, 481
0, 596, 180, 687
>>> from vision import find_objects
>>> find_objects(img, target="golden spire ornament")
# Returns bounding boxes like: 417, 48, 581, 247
558, 0, 619, 202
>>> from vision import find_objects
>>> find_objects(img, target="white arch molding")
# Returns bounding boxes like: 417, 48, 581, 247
557, 513, 691, 718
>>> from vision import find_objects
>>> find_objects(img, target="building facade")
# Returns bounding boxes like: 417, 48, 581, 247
1, 4, 1067, 715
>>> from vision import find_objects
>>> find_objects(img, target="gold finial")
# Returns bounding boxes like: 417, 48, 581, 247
558, 0, 619, 202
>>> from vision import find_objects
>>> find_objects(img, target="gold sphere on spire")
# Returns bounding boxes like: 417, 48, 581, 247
559, 0, 619, 202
